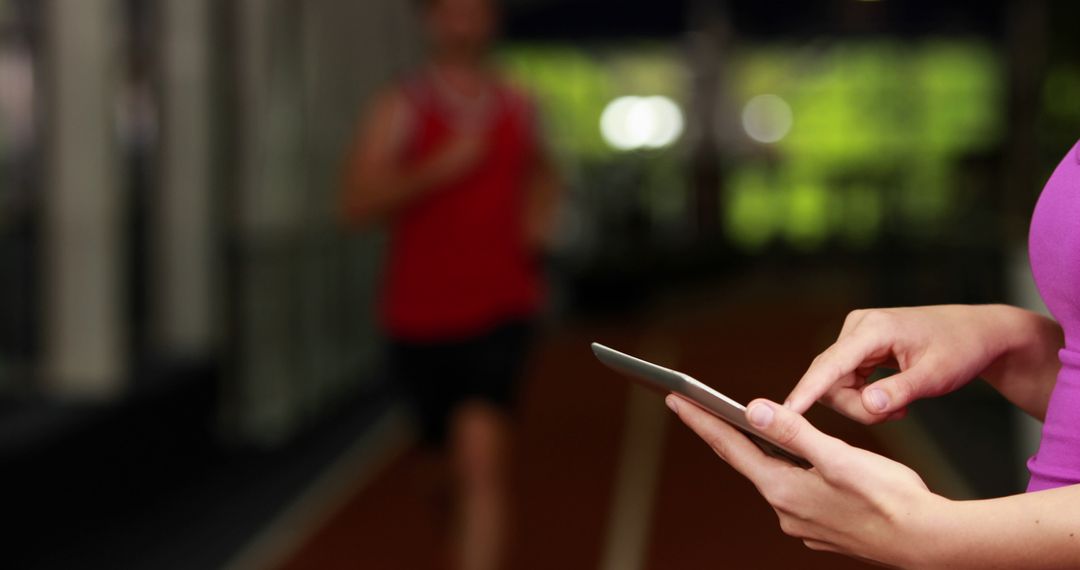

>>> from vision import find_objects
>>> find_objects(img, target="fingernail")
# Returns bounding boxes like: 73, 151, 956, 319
748, 403, 774, 428
665, 395, 679, 414
867, 388, 889, 412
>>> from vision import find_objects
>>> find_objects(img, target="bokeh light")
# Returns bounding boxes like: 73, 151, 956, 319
600, 95, 684, 151
741, 93, 793, 144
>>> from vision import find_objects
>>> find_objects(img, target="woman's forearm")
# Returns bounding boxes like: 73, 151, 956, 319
343, 166, 439, 227
343, 132, 483, 227
979, 305, 1063, 421
920, 485, 1080, 569
524, 158, 561, 252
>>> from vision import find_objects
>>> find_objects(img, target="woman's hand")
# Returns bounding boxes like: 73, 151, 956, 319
667, 394, 949, 567
784, 305, 1063, 423
426, 130, 487, 183
342, 90, 488, 227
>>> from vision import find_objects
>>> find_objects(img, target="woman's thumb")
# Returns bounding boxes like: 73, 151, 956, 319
861, 368, 926, 415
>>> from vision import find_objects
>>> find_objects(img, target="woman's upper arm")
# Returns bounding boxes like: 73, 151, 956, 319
346, 87, 413, 184
341, 88, 413, 222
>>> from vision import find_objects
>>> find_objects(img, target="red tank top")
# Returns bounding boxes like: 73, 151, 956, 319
381, 74, 542, 341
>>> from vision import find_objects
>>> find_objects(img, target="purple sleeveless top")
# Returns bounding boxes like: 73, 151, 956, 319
1026, 139, 1080, 492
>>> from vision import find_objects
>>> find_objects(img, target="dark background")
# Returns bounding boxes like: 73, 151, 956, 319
1, 0, 1078, 567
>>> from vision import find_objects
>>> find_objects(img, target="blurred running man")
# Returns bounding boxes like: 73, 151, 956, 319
341, 0, 560, 568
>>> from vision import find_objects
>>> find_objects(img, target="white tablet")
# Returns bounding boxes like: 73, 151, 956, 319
591, 342, 811, 468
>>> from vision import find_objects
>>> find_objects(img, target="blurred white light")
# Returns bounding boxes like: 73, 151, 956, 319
600, 96, 640, 150
600, 95, 684, 151
641, 96, 684, 148
741, 94, 793, 144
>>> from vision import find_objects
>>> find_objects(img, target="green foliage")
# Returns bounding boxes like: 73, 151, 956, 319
727, 40, 1002, 249
498, 39, 1004, 253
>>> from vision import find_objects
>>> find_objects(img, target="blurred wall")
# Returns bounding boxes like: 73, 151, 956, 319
155, 0, 213, 360
223, 0, 421, 444
42, 0, 125, 398
25, 0, 421, 444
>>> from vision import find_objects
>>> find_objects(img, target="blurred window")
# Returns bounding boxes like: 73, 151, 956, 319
499, 40, 1005, 257
0, 0, 39, 393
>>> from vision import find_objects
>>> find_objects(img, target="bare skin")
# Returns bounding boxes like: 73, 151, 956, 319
340, 86, 487, 227
785, 305, 1063, 422
341, 2, 558, 568
450, 401, 514, 570
341, 77, 559, 246
341, 0, 560, 249
669, 304, 1080, 568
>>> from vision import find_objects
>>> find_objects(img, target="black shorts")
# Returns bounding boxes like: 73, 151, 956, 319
389, 320, 534, 448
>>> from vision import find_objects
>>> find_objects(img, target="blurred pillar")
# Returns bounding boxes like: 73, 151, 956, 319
155, 0, 214, 359
1003, 0, 1047, 240
229, 0, 301, 445
1003, 0, 1048, 490
41, 0, 126, 398
686, 0, 730, 241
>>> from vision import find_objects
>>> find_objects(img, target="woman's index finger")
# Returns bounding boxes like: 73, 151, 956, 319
784, 331, 889, 413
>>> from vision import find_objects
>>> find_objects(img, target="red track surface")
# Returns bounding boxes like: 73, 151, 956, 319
284, 299, 880, 569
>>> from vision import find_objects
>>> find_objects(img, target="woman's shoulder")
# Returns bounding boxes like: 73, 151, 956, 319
490, 75, 539, 126
493, 75, 536, 108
